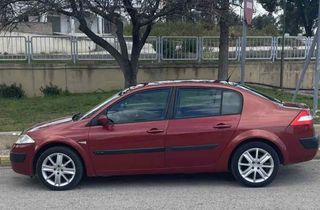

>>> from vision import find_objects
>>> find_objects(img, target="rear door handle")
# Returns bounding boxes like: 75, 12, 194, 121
214, 123, 232, 129
147, 128, 164, 134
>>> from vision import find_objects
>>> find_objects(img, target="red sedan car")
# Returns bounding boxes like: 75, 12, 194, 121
10, 80, 318, 190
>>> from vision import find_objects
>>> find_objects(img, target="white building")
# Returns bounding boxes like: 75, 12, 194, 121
25, 13, 113, 35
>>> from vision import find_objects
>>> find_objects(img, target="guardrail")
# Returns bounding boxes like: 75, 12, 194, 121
0, 35, 318, 63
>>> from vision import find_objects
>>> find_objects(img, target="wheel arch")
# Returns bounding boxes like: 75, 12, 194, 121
227, 138, 284, 171
32, 141, 94, 177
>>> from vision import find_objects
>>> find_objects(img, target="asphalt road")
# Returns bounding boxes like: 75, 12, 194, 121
0, 161, 319, 210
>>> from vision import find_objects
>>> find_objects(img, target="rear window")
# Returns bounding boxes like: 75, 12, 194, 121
222, 90, 242, 115
174, 88, 242, 119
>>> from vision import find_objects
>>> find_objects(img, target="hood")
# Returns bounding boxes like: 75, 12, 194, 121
25, 116, 73, 133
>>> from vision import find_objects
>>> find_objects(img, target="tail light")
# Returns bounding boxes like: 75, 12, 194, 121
290, 109, 313, 126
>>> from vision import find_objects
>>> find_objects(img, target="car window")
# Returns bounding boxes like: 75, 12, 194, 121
107, 88, 170, 124
221, 90, 242, 115
174, 88, 222, 119
80, 91, 121, 120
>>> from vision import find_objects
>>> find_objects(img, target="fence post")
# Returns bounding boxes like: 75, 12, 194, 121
305, 37, 312, 59
198, 37, 202, 63
271, 37, 276, 62
26, 36, 32, 64
158, 36, 162, 63
71, 36, 77, 64
237, 37, 241, 62
157, 36, 161, 63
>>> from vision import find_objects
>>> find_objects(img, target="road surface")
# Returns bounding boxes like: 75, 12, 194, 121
0, 161, 319, 210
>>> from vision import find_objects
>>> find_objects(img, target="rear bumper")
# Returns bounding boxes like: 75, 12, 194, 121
299, 136, 319, 149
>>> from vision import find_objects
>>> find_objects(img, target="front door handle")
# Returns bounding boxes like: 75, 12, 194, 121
147, 128, 164, 134
214, 123, 232, 129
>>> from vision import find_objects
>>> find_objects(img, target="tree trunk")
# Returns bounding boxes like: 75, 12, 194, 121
120, 59, 138, 88
305, 24, 313, 37
218, 13, 229, 81
124, 71, 137, 88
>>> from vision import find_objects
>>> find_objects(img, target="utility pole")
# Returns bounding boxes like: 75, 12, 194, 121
240, 17, 247, 84
280, 0, 287, 89
313, 0, 320, 117
240, 0, 253, 85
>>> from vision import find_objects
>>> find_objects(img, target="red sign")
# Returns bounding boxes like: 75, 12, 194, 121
244, 0, 254, 25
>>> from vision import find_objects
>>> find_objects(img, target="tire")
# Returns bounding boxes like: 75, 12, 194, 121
36, 146, 83, 190
231, 142, 280, 187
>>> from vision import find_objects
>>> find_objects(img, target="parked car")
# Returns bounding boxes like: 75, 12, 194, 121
10, 80, 319, 190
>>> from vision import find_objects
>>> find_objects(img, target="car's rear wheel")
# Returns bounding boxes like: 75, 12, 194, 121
36, 146, 83, 190
231, 142, 280, 187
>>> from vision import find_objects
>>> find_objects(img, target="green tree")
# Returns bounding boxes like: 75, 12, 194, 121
1, 0, 187, 88
187, 0, 242, 80
258, 0, 319, 37
252, 15, 277, 30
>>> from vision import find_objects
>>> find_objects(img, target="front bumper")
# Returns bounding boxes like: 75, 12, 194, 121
300, 136, 319, 149
10, 144, 35, 176
10, 152, 26, 163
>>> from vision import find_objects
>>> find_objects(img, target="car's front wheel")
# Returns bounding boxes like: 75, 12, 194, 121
231, 142, 280, 187
36, 146, 83, 190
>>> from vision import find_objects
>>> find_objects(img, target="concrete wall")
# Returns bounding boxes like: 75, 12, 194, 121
0, 61, 315, 97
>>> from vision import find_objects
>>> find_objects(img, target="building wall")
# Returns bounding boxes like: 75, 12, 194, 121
13, 22, 53, 35
60, 15, 71, 34
0, 61, 315, 97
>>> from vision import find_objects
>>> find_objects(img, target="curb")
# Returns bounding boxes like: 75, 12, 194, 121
0, 156, 10, 167
0, 132, 21, 136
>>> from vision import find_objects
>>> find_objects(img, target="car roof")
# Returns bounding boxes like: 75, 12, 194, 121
119, 80, 239, 95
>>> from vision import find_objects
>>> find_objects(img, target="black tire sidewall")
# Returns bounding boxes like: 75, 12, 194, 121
36, 146, 83, 190
231, 142, 280, 187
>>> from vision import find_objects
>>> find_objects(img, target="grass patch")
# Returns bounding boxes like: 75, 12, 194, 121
0, 91, 118, 132
0, 85, 317, 132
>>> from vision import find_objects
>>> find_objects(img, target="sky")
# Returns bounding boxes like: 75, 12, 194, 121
255, 1, 268, 16
233, 0, 268, 18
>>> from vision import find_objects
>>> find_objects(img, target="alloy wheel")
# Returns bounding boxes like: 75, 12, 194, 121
238, 148, 274, 184
41, 153, 76, 187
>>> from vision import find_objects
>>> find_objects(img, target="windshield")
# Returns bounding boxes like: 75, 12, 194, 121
237, 85, 282, 104
80, 92, 121, 120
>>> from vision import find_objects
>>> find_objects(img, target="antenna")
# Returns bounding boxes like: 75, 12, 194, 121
226, 68, 236, 82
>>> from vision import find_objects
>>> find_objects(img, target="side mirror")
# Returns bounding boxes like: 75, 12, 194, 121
97, 115, 109, 127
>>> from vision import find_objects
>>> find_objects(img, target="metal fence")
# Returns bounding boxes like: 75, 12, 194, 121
276, 36, 309, 60
244, 36, 274, 60
0, 36, 27, 60
0, 35, 318, 63
31, 36, 73, 61
161, 36, 199, 61
201, 37, 239, 61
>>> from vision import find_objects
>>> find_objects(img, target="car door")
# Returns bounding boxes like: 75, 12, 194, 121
88, 88, 172, 175
165, 87, 242, 168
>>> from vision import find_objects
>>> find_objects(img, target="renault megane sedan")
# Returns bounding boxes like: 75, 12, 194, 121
10, 80, 319, 190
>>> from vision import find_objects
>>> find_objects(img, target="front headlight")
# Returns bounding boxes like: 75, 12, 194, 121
16, 135, 35, 145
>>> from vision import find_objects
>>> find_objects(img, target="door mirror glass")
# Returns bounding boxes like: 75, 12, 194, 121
98, 115, 109, 127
